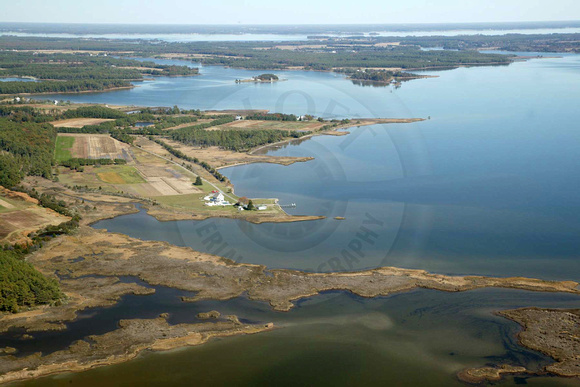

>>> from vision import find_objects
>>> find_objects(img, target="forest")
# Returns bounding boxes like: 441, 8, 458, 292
170, 127, 309, 152
342, 69, 421, 82
245, 113, 299, 121
0, 118, 56, 187
0, 36, 514, 71
0, 249, 63, 313
0, 34, 578, 76
0, 51, 198, 94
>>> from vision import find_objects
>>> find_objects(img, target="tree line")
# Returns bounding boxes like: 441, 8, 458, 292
0, 79, 131, 95
245, 113, 299, 121
59, 158, 127, 171
170, 127, 308, 152
0, 51, 198, 95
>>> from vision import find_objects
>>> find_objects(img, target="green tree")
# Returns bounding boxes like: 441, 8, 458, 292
0, 249, 62, 313
247, 200, 255, 211
193, 176, 203, 186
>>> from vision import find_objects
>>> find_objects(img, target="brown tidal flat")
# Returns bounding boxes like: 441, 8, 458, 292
458, 308, 580, 383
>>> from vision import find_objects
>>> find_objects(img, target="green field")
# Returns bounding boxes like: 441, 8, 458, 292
0, 196, 20, 214
54, 136, 75, 162
96, 166, 146, 184
154, 193, 215, 210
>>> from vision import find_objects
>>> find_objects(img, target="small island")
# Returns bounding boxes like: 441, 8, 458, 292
343, 69, 435, 87
235, 74, 285, 83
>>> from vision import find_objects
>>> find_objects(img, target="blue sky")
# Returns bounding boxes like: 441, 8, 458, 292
1, 0, 579, 24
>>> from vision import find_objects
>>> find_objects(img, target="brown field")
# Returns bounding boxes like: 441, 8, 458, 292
0, 198, 15, 209
118, 66, 159, 72
0, 189, 70, 244
374, 42, 401, 47
218, 120, 326, 131
133, 163, 201, 196
51, 118, 115, 128
160, 118, 214, 131
157, 137, 313, 169
58, 133, 132, 160
271, 44, 328, 51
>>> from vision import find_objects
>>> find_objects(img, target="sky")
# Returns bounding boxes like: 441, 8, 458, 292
1, 0, 579, 25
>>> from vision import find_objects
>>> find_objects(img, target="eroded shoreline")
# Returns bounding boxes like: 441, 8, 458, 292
0, 315, 274, 385
458, 308, 580, 384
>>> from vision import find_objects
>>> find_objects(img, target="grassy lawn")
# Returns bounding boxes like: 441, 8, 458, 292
54, 136, 75, 162
0, 196, 24, 214
154, 193, 240, 213
153, 192, 280, 215
154, 193, 227, 210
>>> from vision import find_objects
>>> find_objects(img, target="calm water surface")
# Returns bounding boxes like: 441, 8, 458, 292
93, 54, 580, 280
9, 53, 580, 386
3, 27, 580, 41
14, 289, 580, 386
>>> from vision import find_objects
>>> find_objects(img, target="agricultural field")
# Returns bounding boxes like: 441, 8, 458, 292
0, 189, 70, 244
0, 197, 16, 213
54, 136, 75, 162
158, 137, 313, 169
57, 147, 204, 198
56, 133, 133, 161
54, 131, 285, 218
217, 120, 326, 131
50, 118, 115, 128
96, 166, 146, 185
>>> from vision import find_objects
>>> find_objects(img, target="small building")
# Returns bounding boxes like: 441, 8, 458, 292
235, 115, 243, 121
257, 205, 267, 211
237, 197, 250, 208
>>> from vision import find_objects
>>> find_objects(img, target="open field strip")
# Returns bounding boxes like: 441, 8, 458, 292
57, 133, 132, 160
54, 136, 75, 162
50, 118, 115, 128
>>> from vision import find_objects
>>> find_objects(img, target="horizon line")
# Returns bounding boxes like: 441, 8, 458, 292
1, 20, 580, 27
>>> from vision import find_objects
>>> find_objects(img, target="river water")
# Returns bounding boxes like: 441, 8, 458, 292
12, 53, 580, 385
3, 27, 580, 41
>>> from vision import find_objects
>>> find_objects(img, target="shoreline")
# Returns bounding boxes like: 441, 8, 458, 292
1, 179, 579, 383
0, 85, 136, 98
247, 118, 425, 156
347, 74, 439, 84
0, 315, 274, 385
458, 307, 580, 383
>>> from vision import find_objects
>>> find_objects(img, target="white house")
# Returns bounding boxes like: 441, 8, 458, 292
203, 191, 230, 206
204, 191, 225, 202
257, 205, 267, 211
235, 115, 243, 121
